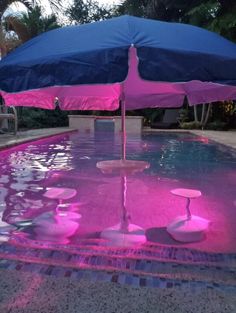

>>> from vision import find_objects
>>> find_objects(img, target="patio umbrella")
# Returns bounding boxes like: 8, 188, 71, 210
1, 15, 236, 158
0, 14, 236, 130
1, 15, 236, 245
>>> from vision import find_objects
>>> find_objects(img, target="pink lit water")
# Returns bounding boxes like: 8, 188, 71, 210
0, 131, 236, 253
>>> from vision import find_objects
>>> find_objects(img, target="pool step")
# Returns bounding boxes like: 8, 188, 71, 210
8, 235, 236, 267
0, 242, 236, 287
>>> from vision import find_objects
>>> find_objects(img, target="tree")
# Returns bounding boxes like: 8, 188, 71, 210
145, 0, 202, 22
0, 2, 26, 56
0, 0, 63, 18
66, 0, 113, 25
0, 1, 63, 56
114, 0, 203, 22
0, 2, 62, 131
186, 0, 236, 42
115, 0, 148, 17
5, 5, 60, 43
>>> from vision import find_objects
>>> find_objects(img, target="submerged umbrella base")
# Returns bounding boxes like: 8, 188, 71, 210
101, 222, 146, 247
96, 159, 150, 175
167, 215, 210, 243
33, 211, 81, 244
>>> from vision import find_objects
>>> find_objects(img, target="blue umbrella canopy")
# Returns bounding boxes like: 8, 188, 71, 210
1, 15, 236, 93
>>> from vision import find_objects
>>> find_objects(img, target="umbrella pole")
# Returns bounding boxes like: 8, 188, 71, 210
120, 100, 130, 232
121, 100, 126, 161
120, 175, 130, 232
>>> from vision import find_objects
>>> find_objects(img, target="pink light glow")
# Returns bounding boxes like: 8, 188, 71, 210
2, 273, 43, 311
6, 172, 233, 253
181, 136, 210, 144
0, 132, 235, 253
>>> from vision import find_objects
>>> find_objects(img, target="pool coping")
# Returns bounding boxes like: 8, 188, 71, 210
0, 127, 76, 151
0, 127, 235, 151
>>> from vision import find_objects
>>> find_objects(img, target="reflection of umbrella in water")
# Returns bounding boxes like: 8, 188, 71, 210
1, 16, 236, 244
97, 164, 149, 246
43, 187, 77, 213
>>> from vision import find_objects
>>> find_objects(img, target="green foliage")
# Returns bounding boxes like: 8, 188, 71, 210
115, 0, 148, 18
66, 0, 112, 24
180, 121, 202, 129
186, 0, 236, 42
116, 0, 236, 42
20, 5, 60, 38
178, 108, 190, 124
205, 120, 228, 130
0, 1, 63, 20
132, 108, 164, 126
18, 107, 68, 129
210, 101, 236, 128
115, 0, 205, 22
146, 0, 204, 22
186, 1, 219, 27
209, 11, 236, 41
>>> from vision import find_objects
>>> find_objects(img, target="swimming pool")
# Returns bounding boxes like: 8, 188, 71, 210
0, 130, 235, 254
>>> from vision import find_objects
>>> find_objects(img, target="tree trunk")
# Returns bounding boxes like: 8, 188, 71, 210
6, 16, 30, 42
0, 1, 33, 57
200, 103, 206, 125
0, 22, 7, 57
203, 103, 212, 127
194, 105, 199, 123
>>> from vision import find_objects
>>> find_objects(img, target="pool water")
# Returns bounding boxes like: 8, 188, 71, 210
0, 131, 236, 253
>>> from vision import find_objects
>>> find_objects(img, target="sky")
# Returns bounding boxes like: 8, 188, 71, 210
97, 0, 121, 5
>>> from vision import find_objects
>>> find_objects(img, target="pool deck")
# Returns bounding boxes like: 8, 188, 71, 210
191, 129, 236, 149
0, 268, 235, 313
0, 127, 235, 150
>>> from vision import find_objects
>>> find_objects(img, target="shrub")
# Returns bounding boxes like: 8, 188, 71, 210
205, 120, 228, 130
179, 121, 201, 129
18, 108, 68, 129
